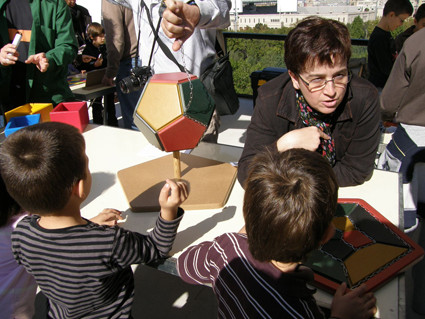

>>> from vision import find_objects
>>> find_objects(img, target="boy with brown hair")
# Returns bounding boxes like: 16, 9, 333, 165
178, 148, 376, 318
0, 122, 188, 318
367, 0, 413, 88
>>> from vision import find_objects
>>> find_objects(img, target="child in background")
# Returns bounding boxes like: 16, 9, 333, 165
79, 22, 118, 126
178, 148, 376, 319
395, 4, 425, 52
0, 122, 188, 318
0, 176, 37, 319
367, 0, 413, 89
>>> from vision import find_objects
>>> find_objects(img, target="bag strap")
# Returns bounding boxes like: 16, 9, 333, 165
139, 0, 185, 72
140, 1, 225, 74
215, 30, 226, 56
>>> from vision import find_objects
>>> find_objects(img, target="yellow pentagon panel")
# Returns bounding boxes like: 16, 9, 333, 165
136, 82, 182, 131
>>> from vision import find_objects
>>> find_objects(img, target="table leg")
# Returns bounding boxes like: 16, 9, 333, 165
103, 96, 108, 125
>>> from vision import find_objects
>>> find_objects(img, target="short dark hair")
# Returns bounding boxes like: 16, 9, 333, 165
0, 122, 86, 214
383, 0, 413, 16
284, 16, 351, 74
0, 175, 22, 227
243, 148, 338, 263
415, 4, 425, 22
87, 22, 105, 39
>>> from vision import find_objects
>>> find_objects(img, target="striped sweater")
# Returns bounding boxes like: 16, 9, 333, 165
177, 232, 325, 319
11, 210, 183, 319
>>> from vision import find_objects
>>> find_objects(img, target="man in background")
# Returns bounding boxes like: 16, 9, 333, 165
101, 0, 140, 129
0, 0, 77, 116
107, 0, 231, 141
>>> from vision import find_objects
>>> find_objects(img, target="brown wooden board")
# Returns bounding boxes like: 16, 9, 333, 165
117, 153, 237, 212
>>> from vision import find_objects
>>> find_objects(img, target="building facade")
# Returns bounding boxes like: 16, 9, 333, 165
230, 5, 380, 30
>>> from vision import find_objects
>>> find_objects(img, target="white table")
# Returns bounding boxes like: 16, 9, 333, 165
81, 124, 403, 319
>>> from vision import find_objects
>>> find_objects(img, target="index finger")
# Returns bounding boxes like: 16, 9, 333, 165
318, 129, 331, 140
176, 180, 189, 199
164, 0, 178, 12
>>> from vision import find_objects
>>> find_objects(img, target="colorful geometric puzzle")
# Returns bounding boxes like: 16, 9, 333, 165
303, 199, 424, 293
133, 72, 214, 152
67, 75, 86, 87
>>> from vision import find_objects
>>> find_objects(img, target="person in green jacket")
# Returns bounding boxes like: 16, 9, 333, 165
0, 0, 78, 117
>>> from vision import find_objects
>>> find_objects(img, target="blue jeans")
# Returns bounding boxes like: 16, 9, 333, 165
116, 58, 142, 130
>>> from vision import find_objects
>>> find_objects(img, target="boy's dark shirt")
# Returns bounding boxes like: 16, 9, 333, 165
395, 25, 415, 53
367, 26, 396, 88
79, 41, 107, 72
178, 232, 325, 318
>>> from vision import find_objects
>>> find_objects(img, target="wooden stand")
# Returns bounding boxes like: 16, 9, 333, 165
173, 151, 181, 179
117, 153, 237, 212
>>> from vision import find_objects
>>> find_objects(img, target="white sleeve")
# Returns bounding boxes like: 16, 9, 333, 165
195, 0, 231, 29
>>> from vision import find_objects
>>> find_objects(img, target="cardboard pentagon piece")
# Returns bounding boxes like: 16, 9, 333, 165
134, 72, 214, 152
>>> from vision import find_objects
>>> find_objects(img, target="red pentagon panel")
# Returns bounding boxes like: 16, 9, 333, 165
150, 72, 197, 84
157, 116, 206, 152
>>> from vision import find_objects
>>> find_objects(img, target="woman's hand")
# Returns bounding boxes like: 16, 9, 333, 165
276, 126, 330, 152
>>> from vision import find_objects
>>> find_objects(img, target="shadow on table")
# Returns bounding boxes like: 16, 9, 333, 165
81, 172, 116, 209
132, 264, 218, 319
119, 206, 237, 248
172, 206, 237, 253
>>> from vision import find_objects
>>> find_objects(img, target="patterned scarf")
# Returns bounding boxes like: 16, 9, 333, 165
296, 91, 336, 166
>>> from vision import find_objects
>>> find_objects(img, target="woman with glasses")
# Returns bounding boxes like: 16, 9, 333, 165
238, 16, 381, 187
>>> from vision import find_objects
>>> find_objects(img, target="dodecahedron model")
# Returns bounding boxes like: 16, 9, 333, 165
133, 72, 215, 152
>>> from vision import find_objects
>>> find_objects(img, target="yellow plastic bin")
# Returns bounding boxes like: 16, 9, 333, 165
5, 103, 53, 123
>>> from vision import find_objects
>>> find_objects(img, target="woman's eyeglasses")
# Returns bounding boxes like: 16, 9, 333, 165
297, 72, 352, 92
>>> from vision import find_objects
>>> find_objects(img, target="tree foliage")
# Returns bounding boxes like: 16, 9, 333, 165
347, 16, 366, 39
227, 16, 379, 95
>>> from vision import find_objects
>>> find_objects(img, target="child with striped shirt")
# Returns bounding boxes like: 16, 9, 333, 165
0, 122, 188, 318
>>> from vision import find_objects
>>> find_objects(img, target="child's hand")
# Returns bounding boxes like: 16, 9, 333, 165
94, 57, 103, 68
82, 55, 96, 63
90, 208, 123, 226
159, 179, 189, 221
331, 282, 377, 319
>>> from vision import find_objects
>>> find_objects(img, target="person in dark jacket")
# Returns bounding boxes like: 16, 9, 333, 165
238, 17, 381, 188
0, 0, 77, 116
65, 0, 92, 48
